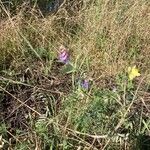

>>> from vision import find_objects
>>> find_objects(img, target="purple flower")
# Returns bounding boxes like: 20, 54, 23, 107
81, 79, 89, 90
58, 46, 69, 64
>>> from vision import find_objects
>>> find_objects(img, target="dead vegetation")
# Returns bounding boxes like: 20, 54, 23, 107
0, 0, 150, 149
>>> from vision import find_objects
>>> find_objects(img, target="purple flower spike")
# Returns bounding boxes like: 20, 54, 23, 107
58, 46, 69, 64
81, 79, 89, 90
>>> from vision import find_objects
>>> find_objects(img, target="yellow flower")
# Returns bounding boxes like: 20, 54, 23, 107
128, 66, 140, 80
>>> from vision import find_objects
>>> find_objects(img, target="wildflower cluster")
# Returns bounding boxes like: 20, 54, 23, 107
58, 46, 141, 91
58, 45, 89, 90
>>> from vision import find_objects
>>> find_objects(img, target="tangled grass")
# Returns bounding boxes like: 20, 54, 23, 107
0, 0, 150, 149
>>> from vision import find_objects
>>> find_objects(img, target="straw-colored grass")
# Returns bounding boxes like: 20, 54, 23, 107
0, 0, 150, 149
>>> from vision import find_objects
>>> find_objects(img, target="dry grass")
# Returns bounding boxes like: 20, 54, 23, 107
0, 0, 150, 149
1, 0, 149, 72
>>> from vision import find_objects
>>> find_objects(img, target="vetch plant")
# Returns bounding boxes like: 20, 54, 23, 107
58, 45, 70, 64
58, 45, 78, 74
81, 79, 89, 90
